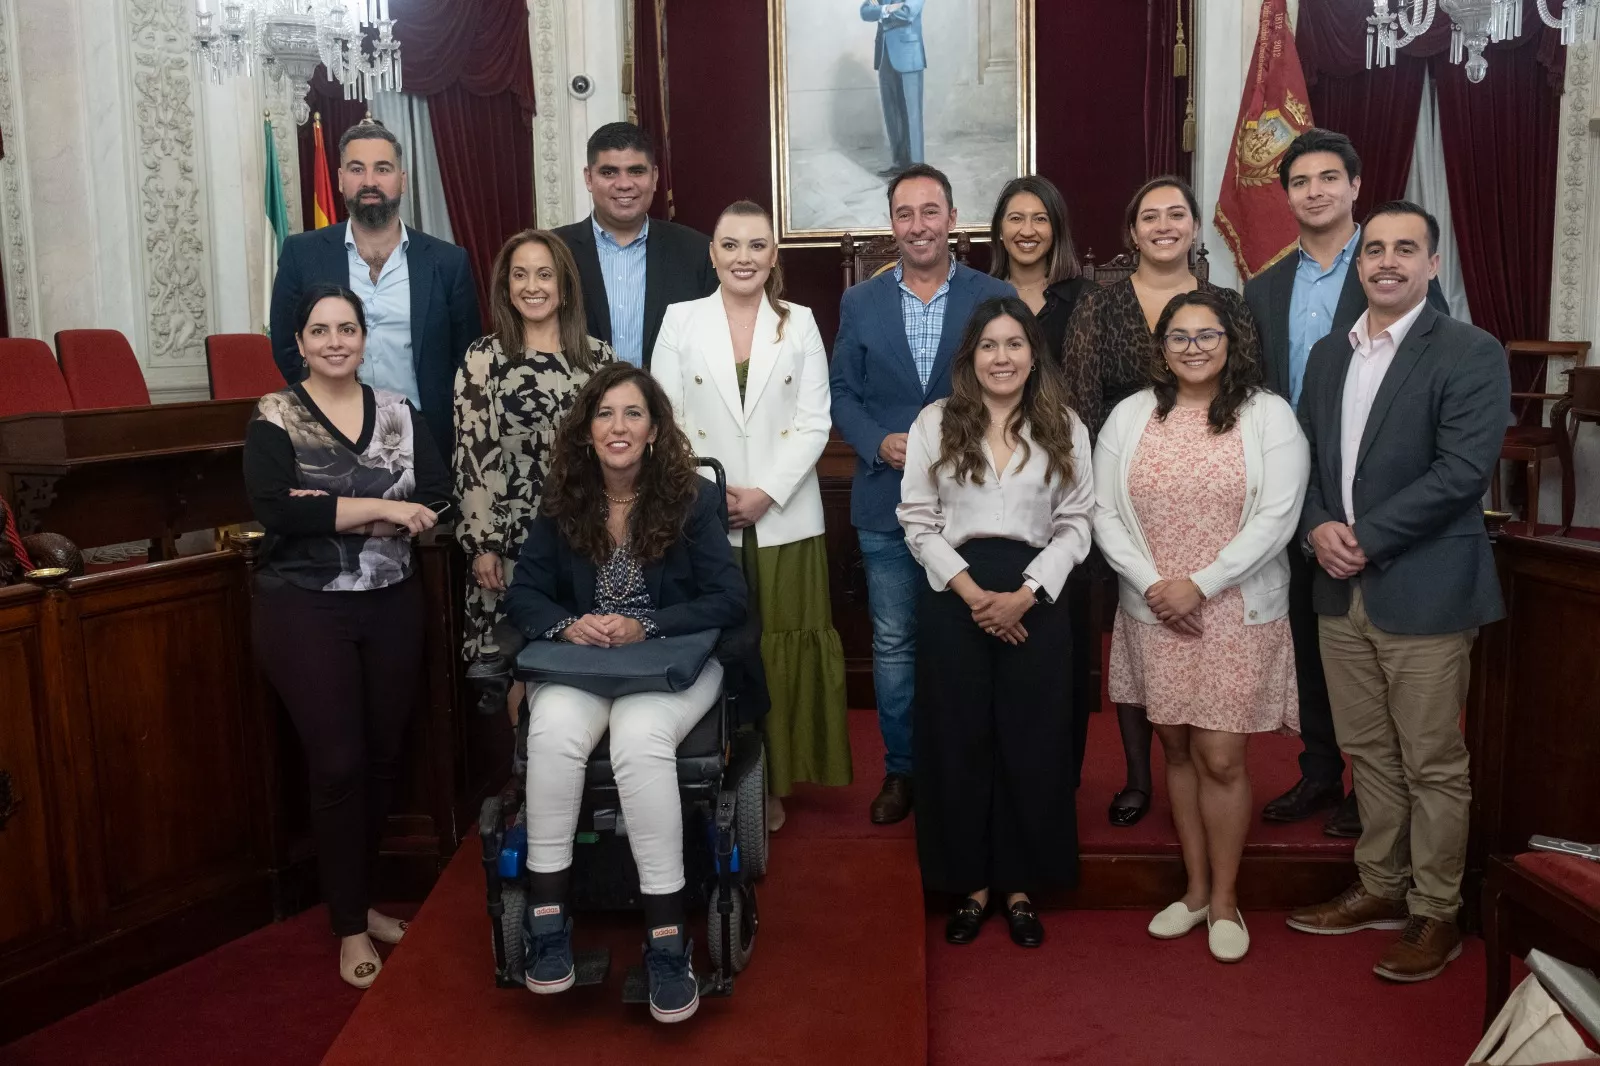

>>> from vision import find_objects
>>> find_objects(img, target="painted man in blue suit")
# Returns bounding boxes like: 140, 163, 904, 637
269, 120, 481, 463
861, 0, 926, 177
830, 164, 1014, 824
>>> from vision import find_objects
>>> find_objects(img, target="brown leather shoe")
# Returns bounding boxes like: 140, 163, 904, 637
1285, 882, 1408, 935
869, 773, 913, 825
1374, 916, 1462, 982
1322, 792, 1363, 838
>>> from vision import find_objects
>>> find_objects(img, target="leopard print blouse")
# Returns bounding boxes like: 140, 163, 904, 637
1060, 277, 1262, 440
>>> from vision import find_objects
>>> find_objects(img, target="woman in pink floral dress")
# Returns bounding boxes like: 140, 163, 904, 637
1092, 290, 1308, 963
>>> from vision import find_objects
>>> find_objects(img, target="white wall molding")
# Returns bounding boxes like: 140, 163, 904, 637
530, 0, 574, 228
0, 0, 39, 339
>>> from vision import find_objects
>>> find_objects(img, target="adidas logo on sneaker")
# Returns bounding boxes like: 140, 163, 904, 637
651, 924, 680, 939
533, 905, 561, 917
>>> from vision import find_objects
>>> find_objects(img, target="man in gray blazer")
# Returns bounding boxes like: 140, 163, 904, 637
1285, 201, 1508, 984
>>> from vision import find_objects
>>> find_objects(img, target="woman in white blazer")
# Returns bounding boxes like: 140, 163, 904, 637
651, 201, 850, 824
1092, 289, 1309, 964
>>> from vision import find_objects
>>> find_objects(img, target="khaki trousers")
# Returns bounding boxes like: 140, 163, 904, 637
1318, 586, 1475, 922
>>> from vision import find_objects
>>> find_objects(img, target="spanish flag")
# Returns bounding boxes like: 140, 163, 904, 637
1214, 0, 1314, 280
312, 113, 337, 230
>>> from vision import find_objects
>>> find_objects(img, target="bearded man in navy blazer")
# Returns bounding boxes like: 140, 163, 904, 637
269, 120, 481, 461
829, 163, 1013, 825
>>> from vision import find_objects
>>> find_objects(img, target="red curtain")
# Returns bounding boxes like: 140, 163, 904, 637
1143, 0, 1191, 182
1435, 38, 1563, 342
634, 0, 675, 219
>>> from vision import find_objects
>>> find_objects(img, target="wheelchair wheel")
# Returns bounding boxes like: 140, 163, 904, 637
498, 881, 527, 983
736, 748, 769, 879
705, 881, 757, 974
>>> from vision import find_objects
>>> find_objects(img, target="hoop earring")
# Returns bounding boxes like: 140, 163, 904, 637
647, 442, 654, 459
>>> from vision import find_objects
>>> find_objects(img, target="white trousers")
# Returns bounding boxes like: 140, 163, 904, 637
524, 658, 723, 895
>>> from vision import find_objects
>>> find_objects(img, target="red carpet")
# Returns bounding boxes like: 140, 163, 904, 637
926, 908, 1486, 1066
318, 831, 926, 1066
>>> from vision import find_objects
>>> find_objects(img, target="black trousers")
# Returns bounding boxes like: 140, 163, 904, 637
1288, 547, 1343, 783
253, 577, 424, 936
1063, 546, 1105, 787
913, 539, 1079, 896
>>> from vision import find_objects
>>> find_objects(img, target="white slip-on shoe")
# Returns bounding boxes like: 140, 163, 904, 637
1148, 901, 1210, 939
1208, 910, 1250, 962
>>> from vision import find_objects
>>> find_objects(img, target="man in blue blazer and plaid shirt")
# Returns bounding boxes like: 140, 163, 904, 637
829, 163, 1013, 825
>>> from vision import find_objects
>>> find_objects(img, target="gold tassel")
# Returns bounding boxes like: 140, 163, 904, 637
1181, 98, 1196, 153
1173, 0, 1189, 78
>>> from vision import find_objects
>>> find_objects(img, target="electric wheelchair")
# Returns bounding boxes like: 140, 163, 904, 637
477, 458, 768, 1006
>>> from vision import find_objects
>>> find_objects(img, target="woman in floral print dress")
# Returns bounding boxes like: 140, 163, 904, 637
454, 229, 612, 719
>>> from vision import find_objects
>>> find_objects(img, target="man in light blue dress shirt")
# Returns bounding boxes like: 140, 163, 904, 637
1245, 128, 1449, 838
553, 123, 716, 370
270, 119, 481, 460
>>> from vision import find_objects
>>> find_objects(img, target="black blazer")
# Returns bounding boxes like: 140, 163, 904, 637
1033, 276, 1093, 365
1245, 246, 1448, 405
503, 479, 747, 642
1297, 305, 1508, 635
269, 222, 482, 457
552, 215, 718, 369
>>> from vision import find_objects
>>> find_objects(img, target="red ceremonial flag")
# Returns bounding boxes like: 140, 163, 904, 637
1214, 0, 1315, 280
312, 113, 337, 230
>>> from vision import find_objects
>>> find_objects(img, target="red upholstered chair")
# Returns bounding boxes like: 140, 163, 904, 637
0, 338, 73, 417
54, 329, 151, 408
206, 333, 286, 400
1483, 852, 1600, 1031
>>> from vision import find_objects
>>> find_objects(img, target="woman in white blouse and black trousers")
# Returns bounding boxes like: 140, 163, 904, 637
898, 295, 1095, 948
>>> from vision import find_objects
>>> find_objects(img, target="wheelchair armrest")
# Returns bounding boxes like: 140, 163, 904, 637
714, 611, 762, 666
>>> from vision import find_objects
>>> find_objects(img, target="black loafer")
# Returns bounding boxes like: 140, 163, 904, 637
1108, 788, 1150, 827
1323, 792, 1363, 838
1007, 900, 1044, 948
1261, 776, 1344, 823
945, 897, 992, 945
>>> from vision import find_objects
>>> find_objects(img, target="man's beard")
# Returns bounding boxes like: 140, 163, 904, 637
346, 187, 401, 228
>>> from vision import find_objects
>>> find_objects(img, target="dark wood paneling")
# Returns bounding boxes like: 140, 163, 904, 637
1466, 535, 1600, 925
0, 589, 74, 968
76, 582, 255, 911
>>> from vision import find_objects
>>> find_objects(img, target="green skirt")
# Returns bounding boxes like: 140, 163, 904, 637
741, 528, 852, 795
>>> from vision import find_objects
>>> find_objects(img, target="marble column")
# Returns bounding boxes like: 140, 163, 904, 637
1542, 40, 1600, 528
530, 0, 626, 229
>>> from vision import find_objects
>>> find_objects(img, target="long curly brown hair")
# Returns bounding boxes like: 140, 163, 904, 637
934, 296, 1077, 487
541, 364, 700, 563
1150, 289, 1262, 434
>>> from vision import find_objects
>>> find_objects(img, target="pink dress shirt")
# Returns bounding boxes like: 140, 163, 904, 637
1340, 298, 1428, 523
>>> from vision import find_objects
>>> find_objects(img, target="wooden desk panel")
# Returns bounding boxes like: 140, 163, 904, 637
1467, 535, 1600, 920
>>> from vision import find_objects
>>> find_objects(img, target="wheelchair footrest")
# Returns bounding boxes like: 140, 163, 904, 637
620, 965, 728, 1004
574, 949, 611, 988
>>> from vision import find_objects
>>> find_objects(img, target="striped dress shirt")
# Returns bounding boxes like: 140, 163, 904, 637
894, 258, 956, 391
593, 216, 649, 367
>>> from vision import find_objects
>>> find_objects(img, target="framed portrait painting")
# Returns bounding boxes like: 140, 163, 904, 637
768, 0, 1036, 243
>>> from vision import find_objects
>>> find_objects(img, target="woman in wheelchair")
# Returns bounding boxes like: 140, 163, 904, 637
502, 363, 747, 1024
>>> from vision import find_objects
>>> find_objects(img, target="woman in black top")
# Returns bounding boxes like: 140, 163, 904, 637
244, 283, 453, 989
987, 175, 1092, 360
987, 176, 1098, 794
503, 364, 746, 1025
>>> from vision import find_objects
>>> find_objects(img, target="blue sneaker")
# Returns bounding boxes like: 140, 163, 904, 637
643, 924, 699, 1023
522, 902, 575, 994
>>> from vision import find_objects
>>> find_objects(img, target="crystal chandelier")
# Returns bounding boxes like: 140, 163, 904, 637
191, 0, 402, 125
1367, 0, 1596, 82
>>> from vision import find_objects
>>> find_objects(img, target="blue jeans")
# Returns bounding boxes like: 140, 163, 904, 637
857, 528, 921, 776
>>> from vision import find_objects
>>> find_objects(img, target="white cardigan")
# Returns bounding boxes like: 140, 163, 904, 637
651, 291, 832, 548
1092, 388, 1309, 626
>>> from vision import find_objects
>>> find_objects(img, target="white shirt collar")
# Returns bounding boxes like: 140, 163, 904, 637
1349, 296, 1428, 356
344, 220, 410, 251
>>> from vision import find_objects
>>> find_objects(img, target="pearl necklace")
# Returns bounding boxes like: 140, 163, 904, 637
604, 491, 638, 506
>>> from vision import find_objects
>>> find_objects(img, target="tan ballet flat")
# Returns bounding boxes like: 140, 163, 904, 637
367, 912, 408, 945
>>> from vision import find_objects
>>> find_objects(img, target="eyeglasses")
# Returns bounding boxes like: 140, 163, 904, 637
1163, 330, 1225, 354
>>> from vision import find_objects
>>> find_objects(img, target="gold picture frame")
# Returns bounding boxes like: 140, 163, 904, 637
767, 0, 1036, 245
